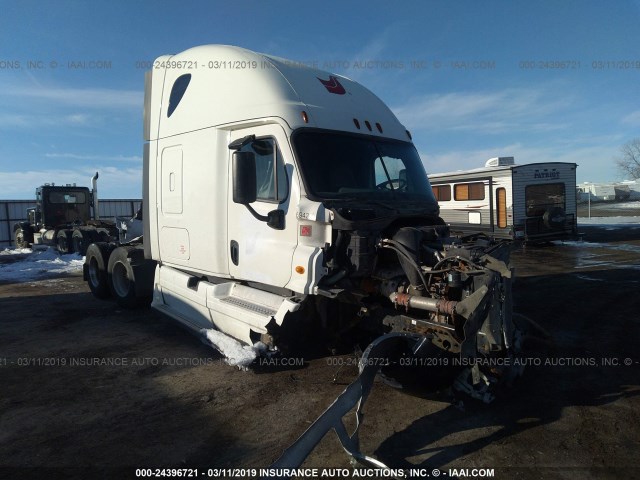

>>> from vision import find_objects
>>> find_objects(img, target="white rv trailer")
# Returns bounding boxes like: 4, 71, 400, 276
429, 157, 577, 242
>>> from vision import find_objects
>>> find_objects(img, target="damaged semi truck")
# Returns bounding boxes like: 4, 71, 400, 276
84, 45, 522, 466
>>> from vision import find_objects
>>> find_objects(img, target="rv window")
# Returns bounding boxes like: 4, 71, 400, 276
525, 183, 565, 217
432, 185, 451, 201
454, 182, 485, 201
239, 138, 288, 203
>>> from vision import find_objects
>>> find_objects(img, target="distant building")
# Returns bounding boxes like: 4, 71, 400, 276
619, 180, 640, 200
576, 181, 640, 202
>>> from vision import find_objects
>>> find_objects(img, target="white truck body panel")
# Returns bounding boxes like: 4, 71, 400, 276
147, 45, 408, 143
152, 265, 302, 344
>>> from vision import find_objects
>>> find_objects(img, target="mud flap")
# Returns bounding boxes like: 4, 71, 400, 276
263, 332, 419, 479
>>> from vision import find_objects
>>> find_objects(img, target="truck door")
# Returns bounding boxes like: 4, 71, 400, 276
227, 126, 298, 287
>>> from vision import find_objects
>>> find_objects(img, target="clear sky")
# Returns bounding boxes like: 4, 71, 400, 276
1, 0, 639, 199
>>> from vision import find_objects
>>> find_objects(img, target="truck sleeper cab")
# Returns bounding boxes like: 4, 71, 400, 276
143, 46, 445, 345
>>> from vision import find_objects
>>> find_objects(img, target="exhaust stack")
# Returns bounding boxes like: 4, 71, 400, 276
91, 172, 99, 220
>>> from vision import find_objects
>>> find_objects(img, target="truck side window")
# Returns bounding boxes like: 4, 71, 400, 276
240, 138, 288, 203
167, 74, 191, 118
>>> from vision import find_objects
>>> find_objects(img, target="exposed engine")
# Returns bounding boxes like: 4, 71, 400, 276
316, 206, 522, 401
265, 211, 524, 476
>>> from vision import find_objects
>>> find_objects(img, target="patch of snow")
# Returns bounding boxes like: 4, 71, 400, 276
0, 248, 84, 283
574, 274, 606, 282
0, 247, 32, 255
577, 216, 640, 226
599, 201, 640, 210
553, 240, 640, 253
553, 240, 594, 247
555, 239, 616, 247
202, 328, 266, 369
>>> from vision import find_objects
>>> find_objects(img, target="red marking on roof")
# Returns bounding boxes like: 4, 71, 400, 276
317, 75, 346, 95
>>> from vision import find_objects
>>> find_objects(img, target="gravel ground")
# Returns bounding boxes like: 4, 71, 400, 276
1, 225, 639, 480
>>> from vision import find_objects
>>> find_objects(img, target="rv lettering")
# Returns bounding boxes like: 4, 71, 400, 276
534, 170, 560, 179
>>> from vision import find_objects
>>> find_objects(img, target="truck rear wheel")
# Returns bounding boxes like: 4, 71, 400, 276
107, 246, 153, 308
85, 242, 115, 299
56, 229, 74, 254
72, 229, 97, 256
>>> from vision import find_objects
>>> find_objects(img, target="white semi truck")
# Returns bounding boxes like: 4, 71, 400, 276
84, 45, 520, 398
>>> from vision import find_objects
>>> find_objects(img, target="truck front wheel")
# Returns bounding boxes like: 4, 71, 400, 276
85, 242, 115, 299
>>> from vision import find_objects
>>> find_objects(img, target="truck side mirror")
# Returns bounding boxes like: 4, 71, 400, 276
232, 151, 257, 204
232, 150, 285, 230
267, 209, 285, 230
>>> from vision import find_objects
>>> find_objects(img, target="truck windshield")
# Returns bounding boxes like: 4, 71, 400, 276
48, 192, 87, 204
294, 131, 437, 204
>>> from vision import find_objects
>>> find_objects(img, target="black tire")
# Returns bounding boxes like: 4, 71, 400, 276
108, 246, 152, 308
72, 229, 97, 256
13, 226, 30, 249
56, 229, 74, 254
85, 242, 115, 299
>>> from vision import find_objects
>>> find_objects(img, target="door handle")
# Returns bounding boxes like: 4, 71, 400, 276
230, 240, 239, 266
